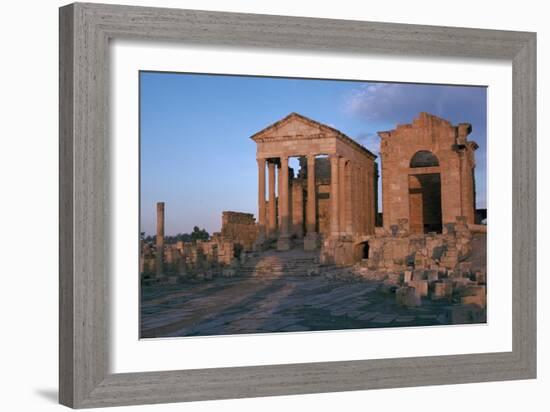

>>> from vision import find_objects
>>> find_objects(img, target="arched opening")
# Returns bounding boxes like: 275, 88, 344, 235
354, 241, 370, 261
410, 150, 440, 168
361, 242, 370, 259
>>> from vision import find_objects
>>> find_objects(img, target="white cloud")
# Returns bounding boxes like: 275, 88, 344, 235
344, 82, 486, 127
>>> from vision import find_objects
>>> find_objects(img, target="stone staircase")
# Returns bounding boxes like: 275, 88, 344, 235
239, 250, 320, 279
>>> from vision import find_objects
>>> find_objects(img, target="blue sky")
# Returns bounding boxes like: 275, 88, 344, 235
140, 72, 487, 236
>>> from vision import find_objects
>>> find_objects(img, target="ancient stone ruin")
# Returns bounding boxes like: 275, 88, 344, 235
220, 211, 257, 252
251, 112, 378, 259
141, 111, 486, 317
140, 208, 257, 283
378, 111, 478, 232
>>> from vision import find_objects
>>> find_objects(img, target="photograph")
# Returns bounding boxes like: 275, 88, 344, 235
0, 0, 542, 410
139, 72, 488, 338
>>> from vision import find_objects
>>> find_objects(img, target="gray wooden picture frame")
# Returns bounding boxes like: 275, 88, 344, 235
59, 2, 536, 409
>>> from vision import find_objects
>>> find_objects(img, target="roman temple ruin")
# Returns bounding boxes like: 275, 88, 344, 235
251, 113, 378, 259
141, 112, 485, 312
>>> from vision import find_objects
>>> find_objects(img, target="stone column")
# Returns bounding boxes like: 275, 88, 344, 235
267, 161, 277, 236
155, 202, 165, 278
277, 156, 291, 250
256, 158, 266, 245
368, 162, 375, 233
459, 150, 476, 224
363, 163, 368, 235
277, 161, 283, 228
358, 164, 365, 235
330, 154, 340, 236
292, 182, 304, 237
345, 160, 354, 235
304, 154, 318, 250
353, 163, 360, 234
338, 157, 347, 235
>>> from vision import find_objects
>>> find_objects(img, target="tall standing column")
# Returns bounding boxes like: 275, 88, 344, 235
330, 154, 340, 236
371, 163, 377, 233
267, 161, 277, 236
459, 150, 476, 224
338, 157, 347, 235
304, 154, 318, 250
358, 164, 365, 235
155, 202, 165, 278
277, 161, 283, 229
256, 158, 266, 245
277, 156, 291, 250
352, 163, 360, 234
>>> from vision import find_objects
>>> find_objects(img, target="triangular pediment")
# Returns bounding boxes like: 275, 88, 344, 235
250, 113, 338, 142
250, 112, 376, 159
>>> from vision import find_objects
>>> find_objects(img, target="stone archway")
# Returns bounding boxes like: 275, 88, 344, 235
408, 150, 442, 234
410, 150, 440, 167
354, 241, 370, 261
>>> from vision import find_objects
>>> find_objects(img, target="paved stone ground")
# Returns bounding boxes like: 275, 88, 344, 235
141, 274, 471, 338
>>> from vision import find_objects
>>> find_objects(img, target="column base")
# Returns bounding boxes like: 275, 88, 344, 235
304, 233, 319, 251
253, 232, 267, 252
253, 241, 264, 252
276, 235, 292, 251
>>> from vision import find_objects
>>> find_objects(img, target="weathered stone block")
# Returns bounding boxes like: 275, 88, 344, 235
459, 261, 472, 272
427, 270, 439, 282
474, 270, 487, 284
460, 285, 486, 308
431, 281, 453, 300
412, 269, 427, 281
396, 286, 421, 307
449, 269, 464, 279
407, 279, 428, 297
276, 236, 292, 251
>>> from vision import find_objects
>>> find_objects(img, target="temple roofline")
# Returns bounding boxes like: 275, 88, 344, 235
250, 112, 376, 160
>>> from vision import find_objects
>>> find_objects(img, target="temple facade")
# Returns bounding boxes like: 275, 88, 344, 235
251, 112, 378, 251
378, 112, 478, 234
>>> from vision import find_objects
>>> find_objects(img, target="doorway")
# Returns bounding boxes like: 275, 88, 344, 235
408, 173, 442, 234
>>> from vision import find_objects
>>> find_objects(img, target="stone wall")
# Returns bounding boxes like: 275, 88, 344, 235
365, 217, 472, 272
321, 216, 474, 271
221, 211, 258, 251
141, 234, 239, 279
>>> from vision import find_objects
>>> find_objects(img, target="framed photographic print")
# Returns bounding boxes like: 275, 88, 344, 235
59, 2, 536, 408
